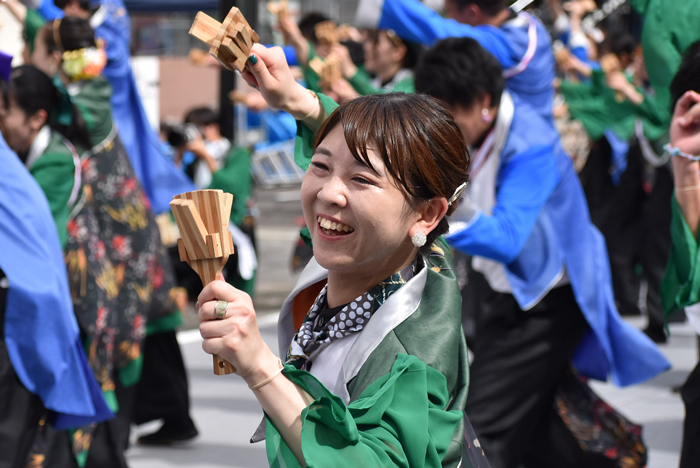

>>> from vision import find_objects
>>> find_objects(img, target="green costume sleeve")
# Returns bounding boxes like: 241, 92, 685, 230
348, 70, 415, 96
348, 68, 380, 95
661, 197, 700, 314
265, 353, 463, 468
391, 77, 415, 94
208, 146, 253, 227
301, 42, 323, 93
294, 93, 339, 170
25, 9, 47, 54
30, 151, 76, 248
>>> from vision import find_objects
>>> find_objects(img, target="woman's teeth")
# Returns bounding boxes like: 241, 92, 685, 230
317, 216, 354, 235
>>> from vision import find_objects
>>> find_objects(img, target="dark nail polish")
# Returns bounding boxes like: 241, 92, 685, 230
248, 54, 258, 65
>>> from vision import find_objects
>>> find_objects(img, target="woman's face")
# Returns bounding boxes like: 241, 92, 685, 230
0, 94, 40, 155
363, 32, 403, 76
301, 125, 418, 277
31, 34, 60, 77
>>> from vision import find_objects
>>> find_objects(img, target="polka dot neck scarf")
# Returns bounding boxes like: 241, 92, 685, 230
286, 260, 420, 371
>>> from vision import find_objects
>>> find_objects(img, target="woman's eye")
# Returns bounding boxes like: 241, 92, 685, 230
311, 162, 329, 171
353, 176, 374, 186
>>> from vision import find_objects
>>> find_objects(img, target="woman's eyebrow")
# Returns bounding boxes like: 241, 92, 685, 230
314, 147, 332, 157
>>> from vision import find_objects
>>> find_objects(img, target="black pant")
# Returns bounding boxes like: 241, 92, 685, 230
681, 359, 700, 468
0, 269, 44, 468
586, 141, 673, 330
465, 271, 617, 468
132, 330, 196, 432
83, 375, 136, 468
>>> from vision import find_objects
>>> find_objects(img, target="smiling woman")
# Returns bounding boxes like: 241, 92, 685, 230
195, 44, 482, 468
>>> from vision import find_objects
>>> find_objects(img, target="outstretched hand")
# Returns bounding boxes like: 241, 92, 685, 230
241, 44, 325, 126
671, 91, 700, 157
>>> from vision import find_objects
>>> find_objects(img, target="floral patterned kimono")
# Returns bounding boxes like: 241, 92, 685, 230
61, 79, 177, 465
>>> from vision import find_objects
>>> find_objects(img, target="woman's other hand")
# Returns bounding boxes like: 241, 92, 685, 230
324, 78, 360, 104
197, 280, 279, 386
330, 43, 358, 79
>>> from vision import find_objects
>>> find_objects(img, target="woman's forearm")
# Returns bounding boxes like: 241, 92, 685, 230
251, 372, 314, 466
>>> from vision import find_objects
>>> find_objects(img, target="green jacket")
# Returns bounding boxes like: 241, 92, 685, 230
208, 146, 253, 228
70, 77, 116, 147
661, 197, 700, 315
630, 0, 700, 116
347, 67, 415, 95
561, 70, 668, 142
269, 240, 468, 468
26, 127, 79, 247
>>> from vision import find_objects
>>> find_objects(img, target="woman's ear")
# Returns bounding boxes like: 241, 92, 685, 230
409, 197, 448, 240
28, 109, 49, 131
51, 51, 62, 71
393, 43, 407, 65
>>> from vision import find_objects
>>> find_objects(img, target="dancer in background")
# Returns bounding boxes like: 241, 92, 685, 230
0, 56, 111, 464
414, 37, 669, 468
43, 0, 196, 214
355, 0, 556, 121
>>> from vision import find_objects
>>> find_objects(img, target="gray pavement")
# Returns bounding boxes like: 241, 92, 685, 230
127, 187, 693, 468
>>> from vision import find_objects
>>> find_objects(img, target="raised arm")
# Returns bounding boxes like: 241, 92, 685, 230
355, 0, 511, 65
1, 0, 27, 24
241, 44, 328, 133
447, 145, 559, 263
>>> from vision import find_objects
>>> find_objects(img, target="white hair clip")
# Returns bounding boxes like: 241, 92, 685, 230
448, 182, 468, 206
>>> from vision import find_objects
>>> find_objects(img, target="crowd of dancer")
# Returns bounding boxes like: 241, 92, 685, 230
1, 0, 700, 467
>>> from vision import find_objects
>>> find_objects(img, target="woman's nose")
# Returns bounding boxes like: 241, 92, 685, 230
317, 177, 347, 207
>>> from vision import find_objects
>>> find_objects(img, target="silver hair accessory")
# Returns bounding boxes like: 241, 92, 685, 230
411, 232, 427, 248
449, 182, 468, 206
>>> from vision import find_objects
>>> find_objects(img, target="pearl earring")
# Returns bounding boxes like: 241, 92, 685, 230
411, 232, 427, 248
481, 108, 493, 123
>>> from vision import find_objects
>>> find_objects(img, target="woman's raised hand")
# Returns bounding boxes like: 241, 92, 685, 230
242, 44, 321, 122
671, 91, 700, 157
197, 280, 279, 386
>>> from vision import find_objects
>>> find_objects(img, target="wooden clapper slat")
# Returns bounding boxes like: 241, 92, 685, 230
189, 7, 260, 73
170, 190, 236, 375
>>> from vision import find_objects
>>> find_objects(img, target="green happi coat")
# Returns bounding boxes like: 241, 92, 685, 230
269, 241, 468, 468
24, 126, 80, 248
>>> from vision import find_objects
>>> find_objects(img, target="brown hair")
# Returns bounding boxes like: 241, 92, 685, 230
313, 93, 470, 248
39, 17, 96, 55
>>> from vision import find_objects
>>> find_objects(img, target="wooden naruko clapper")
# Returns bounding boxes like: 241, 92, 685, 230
170, 190, 236, 375
189, 7, 260, 73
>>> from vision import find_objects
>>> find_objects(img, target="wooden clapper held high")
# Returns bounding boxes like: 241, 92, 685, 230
170, 190, 236, 375
189, 7, 259, 73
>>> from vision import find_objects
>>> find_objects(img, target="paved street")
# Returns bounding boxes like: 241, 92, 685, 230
127, 187, 694, 468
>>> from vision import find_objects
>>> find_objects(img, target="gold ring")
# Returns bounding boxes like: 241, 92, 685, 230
215, 300, 228, 319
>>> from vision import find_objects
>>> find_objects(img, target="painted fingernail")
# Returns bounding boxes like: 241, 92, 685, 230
248, 54, 258, 65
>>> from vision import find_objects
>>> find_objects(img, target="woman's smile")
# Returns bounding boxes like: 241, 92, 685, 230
316, 214, 355, 239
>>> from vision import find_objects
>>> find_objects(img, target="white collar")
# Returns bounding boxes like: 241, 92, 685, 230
25, 125, 52, 170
